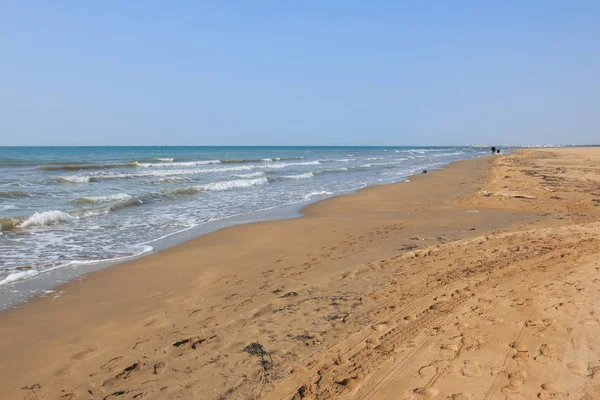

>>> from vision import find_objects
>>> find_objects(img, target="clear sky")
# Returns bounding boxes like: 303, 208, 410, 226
1, 1, 599, 146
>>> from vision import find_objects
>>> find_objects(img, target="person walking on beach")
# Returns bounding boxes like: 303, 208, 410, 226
491, 146, 496, 155
497, 148, 501, 154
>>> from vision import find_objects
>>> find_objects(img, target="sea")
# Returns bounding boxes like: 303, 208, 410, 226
0, 146, 494, 289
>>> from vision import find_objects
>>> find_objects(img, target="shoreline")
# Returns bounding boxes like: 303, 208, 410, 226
0, 156, 462, 310
4, 149, 598, 399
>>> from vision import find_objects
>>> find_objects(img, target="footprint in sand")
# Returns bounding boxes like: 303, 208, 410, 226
510, 341, 530, 363
534, 343, 558, 363
567, 361, 590, 376
102, 362, 141, 388
419, 360, 449, 378
511, 297, 533, 308
460, 360, 482, 377
538, 382, 568, 400
55, 365, 73, 378
439, 343, 460, 360
445, 394, 474, 400
501, 370, 528, 398
411, 387, 440, 399
461, 333, 485, 351
69, 346, 98, 362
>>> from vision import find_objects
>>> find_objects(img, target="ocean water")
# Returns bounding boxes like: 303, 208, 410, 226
0, 146, 493, 286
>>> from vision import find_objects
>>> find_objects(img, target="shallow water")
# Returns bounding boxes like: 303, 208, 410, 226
0, 146, 494, 285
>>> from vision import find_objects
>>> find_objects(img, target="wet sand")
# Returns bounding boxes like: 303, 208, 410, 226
3, 149, 600, 399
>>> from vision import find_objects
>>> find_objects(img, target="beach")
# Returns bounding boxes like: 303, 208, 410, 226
0, 146, 489, 304
2, 148, 600, 399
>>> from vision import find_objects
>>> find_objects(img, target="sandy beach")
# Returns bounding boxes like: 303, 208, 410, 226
3, 148, 600, 400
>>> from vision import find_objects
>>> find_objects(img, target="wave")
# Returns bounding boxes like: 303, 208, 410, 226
150, 177, 193, 184
4, 176, 270, 233
432, 151, 465, 157
40, 156, 297, 171
303, 190, 333, 201
0, 270, 40, 285
70, 193, 131, 205
162, 177, 269, 196
133, 160, 221, 168
278, 172, 314, 180
56, 161, 321, 183
57, 176, 99, 184
0, 245, 154, 286
314, 167, 349, 175
234, 172, 266, 179
0, 191, 30, 199
39, 163, 134, 171
220, 157, 301, 164
197, 177, 268, 192
19, 210, 74, 228
0, 217, 18, 232
324, 158, 355, 163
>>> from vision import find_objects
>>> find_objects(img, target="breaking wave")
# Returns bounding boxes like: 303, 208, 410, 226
19, 210, 74, 228
133, 160, 221, 168
303, 191, 333, 201
70, 193, 132, 205
234, 172, 266, 179
0, 191, 30, 199
39, 163, 135, 171
0, 270, 40, 286
56, 161, 321, 183
278, 172, 314, 180
161, 177, 269, 196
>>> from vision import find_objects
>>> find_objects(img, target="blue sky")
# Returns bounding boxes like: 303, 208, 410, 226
1, 1, 599, 146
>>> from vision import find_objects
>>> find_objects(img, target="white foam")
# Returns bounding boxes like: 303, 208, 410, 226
235, 172, 265, 178
58, 175, 91, 183
303, 190, 333, 200
0, 270, 40, 285
1, 205, 17, 211
280, 172, 314, 180
0, 245, 155, 286
71, 193, 131, 204
134, 160, 221, 168
154, 158, 174, 162
152, 177, 191, 183
432, 152, 464, 157
263, 161, 320, 169
19, 210, 74, 228
196, 177, 268, 192
59, 161, 321, 182
67, 245, 154, 266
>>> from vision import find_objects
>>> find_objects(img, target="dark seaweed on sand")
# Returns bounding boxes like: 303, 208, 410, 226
243, 342, 273, 376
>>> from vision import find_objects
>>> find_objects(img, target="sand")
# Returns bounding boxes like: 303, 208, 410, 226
2, 148, 600, 399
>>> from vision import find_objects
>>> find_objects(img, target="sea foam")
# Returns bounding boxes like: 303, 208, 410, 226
70, 193, 131, 204
19, 210, 74, 228
0, 270, 40, 286
234, 172, 266, 178
134, 160, 221, 168
196, 177, 268, 192
280, 172, 314, 180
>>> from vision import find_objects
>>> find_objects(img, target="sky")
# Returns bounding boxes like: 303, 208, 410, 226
1, 1, 599, 146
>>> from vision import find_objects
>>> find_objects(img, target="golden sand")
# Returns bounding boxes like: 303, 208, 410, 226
3, 148, 600, 399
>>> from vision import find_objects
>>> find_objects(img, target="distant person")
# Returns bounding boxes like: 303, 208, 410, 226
497, 148, 501, 154
491, 146, 496, 155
